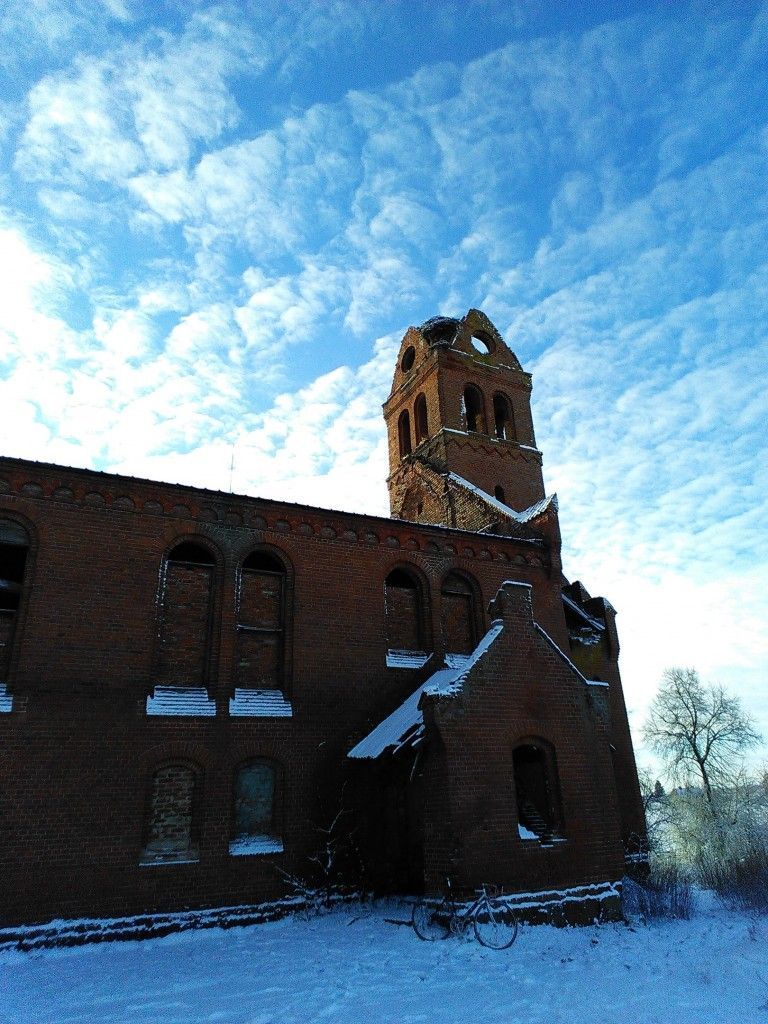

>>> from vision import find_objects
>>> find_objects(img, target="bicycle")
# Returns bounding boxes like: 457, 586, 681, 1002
411, 878, 519, 949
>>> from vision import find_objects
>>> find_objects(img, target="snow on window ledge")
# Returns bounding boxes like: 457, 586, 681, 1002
146, 686, 216, 716
0, 682, 13, 713
444, 653, 472, 670
229, 689, 293, 717
139, 849, 200, 867
229, 836, 284, 856
517, 824, 567, 845
386, 650, 431, 669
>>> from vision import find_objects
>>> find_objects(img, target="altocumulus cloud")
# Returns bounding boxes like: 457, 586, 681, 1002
0, 0, 766, 753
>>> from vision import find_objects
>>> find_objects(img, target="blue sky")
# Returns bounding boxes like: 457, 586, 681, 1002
1, 0, 766, 765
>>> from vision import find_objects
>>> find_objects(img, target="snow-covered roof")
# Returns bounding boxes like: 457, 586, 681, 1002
562, 593, 605, 632
348, 622, 504, 760
446, 472, 557, 524
146, 686, 216, 716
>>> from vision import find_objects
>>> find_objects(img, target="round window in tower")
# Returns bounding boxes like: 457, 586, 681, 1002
470, 332, 494, 355
401, 346, 416, 372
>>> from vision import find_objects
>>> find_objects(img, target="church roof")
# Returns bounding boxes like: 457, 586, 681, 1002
348, 622, 504, 760
446, 472, 558, 525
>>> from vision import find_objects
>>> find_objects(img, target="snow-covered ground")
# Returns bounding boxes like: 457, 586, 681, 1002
1, 895, 766, 1023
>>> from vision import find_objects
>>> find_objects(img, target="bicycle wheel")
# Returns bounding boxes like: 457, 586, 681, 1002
412, 899, 451, 940
473, 900, 518, 949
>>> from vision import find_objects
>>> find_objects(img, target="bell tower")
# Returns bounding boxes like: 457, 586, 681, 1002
384, 309, 547, 528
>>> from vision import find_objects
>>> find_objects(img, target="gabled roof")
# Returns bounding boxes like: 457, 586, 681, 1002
446, 472, 557, 525
348, 622, 504, 760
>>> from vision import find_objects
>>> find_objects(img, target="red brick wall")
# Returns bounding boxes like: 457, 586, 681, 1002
0, 455, 591, 924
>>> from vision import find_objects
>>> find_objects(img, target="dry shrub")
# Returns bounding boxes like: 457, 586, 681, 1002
698, 832, 768, 913
622, 861, 693, 921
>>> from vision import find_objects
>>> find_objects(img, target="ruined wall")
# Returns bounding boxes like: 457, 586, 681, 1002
0, 456, 572, 925
419, 582, 626, 912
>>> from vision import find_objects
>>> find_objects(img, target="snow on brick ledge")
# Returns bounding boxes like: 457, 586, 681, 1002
385, 649, 431, 669
146, 686, 216, 717
0, 682, 13, 713
229, 835, 284, 856
229, 689, 293, 717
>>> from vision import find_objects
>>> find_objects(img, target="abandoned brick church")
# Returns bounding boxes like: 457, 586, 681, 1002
0, 309, 645, 928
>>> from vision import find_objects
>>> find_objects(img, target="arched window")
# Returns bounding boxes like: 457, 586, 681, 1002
142, 763, 199, 864
384, 568, 424, 653
0, 520, 29, 685
398, 409, 412, 458
441, 573, 477, 655
237, 551, 287, 693
513, 741, 562, 842
157, 541, 216, 689
494, 485, 506, 503
229, 759, 283, 855
493, 392, 515, 440
414, 393, 429, 444
462, 385, 487, 433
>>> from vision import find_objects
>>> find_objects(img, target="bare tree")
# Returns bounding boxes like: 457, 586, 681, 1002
643, 667, 761, 811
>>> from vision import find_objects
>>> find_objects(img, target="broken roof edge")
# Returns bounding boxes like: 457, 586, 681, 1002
423, 620, 505, 698
445, 472, 556, 525
348, 621, 505, 761
562, 593, 606, 632
533, 622, 588, 686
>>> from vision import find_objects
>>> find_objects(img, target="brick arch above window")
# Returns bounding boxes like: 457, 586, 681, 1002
492, 391, 516, 441
462, 384, 487, 434
398, 409, 412, 458
140, 760, 202, 865
512, 737, 564, 843
440, 570, 481, 656
236, 546, 293, 697
229, 757, 284, 856
154, 537, 222, 691
0, 516, 34, 690
384, 564, 431, 655
414, 393, 429, 444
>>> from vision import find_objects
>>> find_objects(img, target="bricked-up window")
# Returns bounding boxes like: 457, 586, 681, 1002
414, 393, 429, 444
142, 763, 199, 864
157, 542, 215, 688
493, 392, 515, 440
440, 573, 476, 655
513, 741, 562, 842
229, 760, 283, 855
462, 384, 487, 433
237, 551, 286, 692
398, 409, 412, 458
0, 520, 29, 683
385, 568, 424, 652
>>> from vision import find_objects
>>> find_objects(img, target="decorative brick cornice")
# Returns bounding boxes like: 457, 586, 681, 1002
0, 458, 549, 569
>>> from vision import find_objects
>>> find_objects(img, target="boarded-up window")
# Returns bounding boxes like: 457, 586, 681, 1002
233, 760, 277, 839
0, 520, 29, 682
513, 742, 561, 841
237, 552, 285, 690
385, 568, 422, 652
441, 573, 476, 655
142, 764, 198, 862
157, 543, 214, 687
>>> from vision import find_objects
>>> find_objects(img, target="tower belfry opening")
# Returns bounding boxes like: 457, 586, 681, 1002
383, 309, 546, 530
